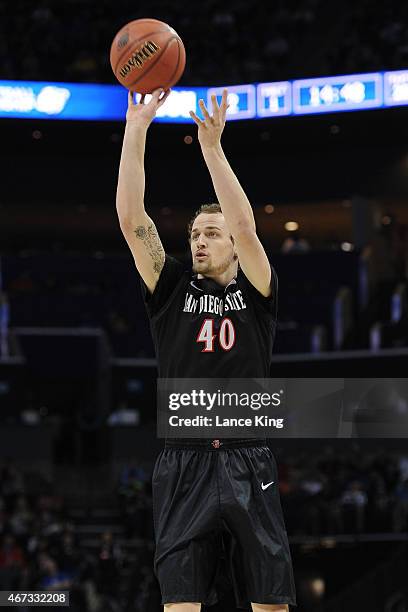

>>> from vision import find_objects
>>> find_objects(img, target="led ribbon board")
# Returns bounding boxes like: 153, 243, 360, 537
0, 69, 407, 122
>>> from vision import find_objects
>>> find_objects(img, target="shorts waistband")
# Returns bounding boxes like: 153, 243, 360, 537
164, 438, 268, 451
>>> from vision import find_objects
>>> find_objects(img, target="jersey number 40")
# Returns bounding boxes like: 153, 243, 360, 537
196, 318, 236, 352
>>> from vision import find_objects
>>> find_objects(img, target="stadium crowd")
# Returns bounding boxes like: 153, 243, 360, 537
277, 444, 408, 535
4, 209, 408, 359
1, 445, 408, 610
1, 0, 407, 86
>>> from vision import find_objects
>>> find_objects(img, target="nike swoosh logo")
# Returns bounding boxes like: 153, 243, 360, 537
190, 281, 203, 291
261, 481, 274, 490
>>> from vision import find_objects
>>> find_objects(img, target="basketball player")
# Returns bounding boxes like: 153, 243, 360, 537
116, 88, 296, 611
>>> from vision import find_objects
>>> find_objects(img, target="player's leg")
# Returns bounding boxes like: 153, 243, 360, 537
219, 444, 296, 609
164, 604, 201, 611
154, 447, 221, 609
251, 604, 289, 612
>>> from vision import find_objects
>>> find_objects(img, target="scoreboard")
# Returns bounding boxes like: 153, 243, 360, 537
0, 69, 407, 122
292, 72, 382, 114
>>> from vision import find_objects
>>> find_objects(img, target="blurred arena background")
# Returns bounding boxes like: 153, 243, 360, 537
1, 0, 408, 610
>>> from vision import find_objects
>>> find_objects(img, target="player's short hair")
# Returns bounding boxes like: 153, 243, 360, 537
188, 203, 233, 242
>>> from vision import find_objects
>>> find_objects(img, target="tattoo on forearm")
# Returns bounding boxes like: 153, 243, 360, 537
134, 226, 147, 239
134, 224, 165, 274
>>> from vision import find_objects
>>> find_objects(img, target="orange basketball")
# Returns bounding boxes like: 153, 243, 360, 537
110, 18, 186, 94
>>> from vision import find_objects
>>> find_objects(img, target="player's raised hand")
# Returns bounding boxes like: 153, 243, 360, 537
126, 88, 171, 127
190, 89, 230, 149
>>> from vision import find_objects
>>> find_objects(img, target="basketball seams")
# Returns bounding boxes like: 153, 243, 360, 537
113, 28, 171, 73
127, 36, 181, 89
162, 39, 182, 90
127, 37, 176, 89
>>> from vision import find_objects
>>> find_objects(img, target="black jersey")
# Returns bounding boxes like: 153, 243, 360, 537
141, 255, 278, 378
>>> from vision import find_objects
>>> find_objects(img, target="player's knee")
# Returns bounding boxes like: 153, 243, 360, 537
164, 604, 201, 611
251, 604, 289, 612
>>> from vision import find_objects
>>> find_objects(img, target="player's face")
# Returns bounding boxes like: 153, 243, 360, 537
190, 213, 236, 276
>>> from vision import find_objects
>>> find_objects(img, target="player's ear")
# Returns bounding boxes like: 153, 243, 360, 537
230, 235, 238, 260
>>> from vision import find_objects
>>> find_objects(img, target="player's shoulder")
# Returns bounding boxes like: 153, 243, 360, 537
236, 265, 278, 314
142, 255, 191, 318
236, 263, 277, 289
164, 253, 188, 268
161, 254, 191, 278
160, 255, 195, 296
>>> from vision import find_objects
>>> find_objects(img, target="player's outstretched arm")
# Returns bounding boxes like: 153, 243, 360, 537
116, 88, 170, 294
190, 90, 272, 298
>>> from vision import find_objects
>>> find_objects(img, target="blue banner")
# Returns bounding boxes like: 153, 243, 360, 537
0, 69, 407, 123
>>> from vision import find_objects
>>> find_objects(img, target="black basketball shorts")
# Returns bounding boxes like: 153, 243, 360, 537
152, 438, 297, 609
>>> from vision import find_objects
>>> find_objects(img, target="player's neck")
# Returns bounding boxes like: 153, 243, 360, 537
197, 264, 238, 287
